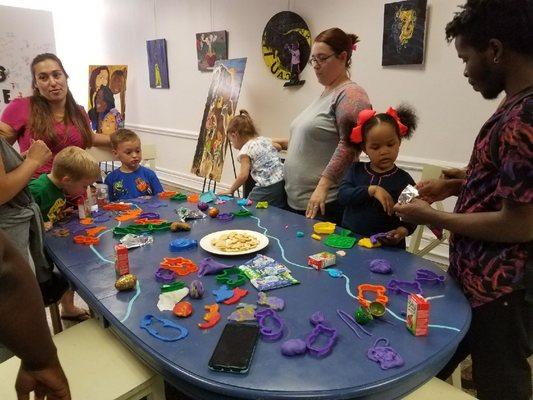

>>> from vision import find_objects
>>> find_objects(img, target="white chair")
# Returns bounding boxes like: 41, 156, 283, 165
0, 318, 165, 400
407, 164, 450, 258
86, 144, 157, 174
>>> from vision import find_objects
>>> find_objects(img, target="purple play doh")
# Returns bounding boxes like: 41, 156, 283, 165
189, 280, 205, 299
281, 339, 307, 356
255, 308, 284, 342
197, 257, 231, 277
155, 268, 177, 283
305, 323, 338, 358
216, 213, 234, 222
370, 232, 390, 244
387, 279, 423, 296
367, 338, 404, 370
310, 311, 327, 326
369, 259, 392, 274
197, 202, 209, 211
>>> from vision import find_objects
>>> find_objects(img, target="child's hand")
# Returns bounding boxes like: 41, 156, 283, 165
43, 221, 53, 231
26, 140, 52, 168
368, 185, 394, 216
379, 227, 409, 246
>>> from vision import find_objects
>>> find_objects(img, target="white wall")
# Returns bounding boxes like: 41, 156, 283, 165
1, 0, 502, 263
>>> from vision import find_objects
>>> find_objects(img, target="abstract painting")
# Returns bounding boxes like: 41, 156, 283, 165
382, 0, 427, 66
191, 58, 247, 181
196, 30, 228, 72
147, 39, 169, 88
88, 65, 127, 135
262, 11, 311, 82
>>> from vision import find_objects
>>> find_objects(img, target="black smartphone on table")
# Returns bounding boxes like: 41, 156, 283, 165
208, 322, 260, 374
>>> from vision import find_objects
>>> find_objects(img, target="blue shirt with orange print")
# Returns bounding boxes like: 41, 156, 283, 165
104, 166, 163, 201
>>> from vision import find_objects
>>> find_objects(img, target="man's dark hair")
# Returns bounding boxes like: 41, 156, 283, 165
445, 0, 533, 55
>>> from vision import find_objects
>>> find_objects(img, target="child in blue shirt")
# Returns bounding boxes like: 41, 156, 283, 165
338, 105, 418, 248
105, 129, 163, 201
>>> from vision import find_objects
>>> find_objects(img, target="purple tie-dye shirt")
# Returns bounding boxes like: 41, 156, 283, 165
450, 89, 533, 307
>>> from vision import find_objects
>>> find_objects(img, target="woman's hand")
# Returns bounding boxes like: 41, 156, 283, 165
416, 179, 462, 203
368, 185, 394, 216
441, 167, 467, 180
378, 227, 409, 246
26, 140, 52, 168
306, 185, 328, 219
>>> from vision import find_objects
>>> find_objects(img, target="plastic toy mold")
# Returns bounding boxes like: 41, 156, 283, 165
306, 323, 338, 357
232, 209, 252, 217
215, 267, 247, 288
255, 308, 284, 342
140, 314, 188, 342
154, 268, 177, 283
197, 257, 231, 277
324, 234, 357, 249
357, 284, 388, 308
160, 257, 198, 276
387, 279, 423, 296
198, 304, 221, 329
415, 268, 446, 284
73, 235, 100, 245
169, 238, 198, 252
367, 338, 404, 370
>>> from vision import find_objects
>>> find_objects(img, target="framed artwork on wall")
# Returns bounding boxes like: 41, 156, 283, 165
382, 0, 428, 66
196, 30, 228, 72
147, 39, 169, 88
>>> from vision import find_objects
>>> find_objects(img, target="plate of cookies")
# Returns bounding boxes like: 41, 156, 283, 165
199, 229, 269, 256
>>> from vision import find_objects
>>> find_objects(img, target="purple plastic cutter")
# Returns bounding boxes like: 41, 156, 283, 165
387, 279, 423, 296
139, 212, 160, 219
336, 309, 372, 339
305, 323, 338, 358
367, 338, 404, 370
255, 308, 284, 342
216, 213, 234, 222
415, 268, 446, 284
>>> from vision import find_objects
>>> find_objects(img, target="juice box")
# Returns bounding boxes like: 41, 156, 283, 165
307, 252, 336, 270
406, 294, 430, 336
114, 244, 130, 277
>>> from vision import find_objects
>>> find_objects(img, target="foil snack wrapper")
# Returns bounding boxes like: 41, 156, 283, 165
398, 185, 419, 205
120, 234, 154, 249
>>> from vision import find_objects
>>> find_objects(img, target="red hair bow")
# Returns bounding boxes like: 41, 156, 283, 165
350, 107, 408, 144
350, 109, 376, 144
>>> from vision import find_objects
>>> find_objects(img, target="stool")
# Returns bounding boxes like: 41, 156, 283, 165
404, 377, 476, 399
0, 318, 164, 400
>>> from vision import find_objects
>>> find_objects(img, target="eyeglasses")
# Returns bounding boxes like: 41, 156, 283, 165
308, 53, 336, 66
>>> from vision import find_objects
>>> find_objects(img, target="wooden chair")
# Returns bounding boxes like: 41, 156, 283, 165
0, 318, 165, 400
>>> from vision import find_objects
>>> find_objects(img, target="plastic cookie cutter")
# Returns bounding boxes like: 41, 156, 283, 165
215, 267, 247, 288
255, 201, 268, 209
255, 308, 284, 342
237, 198, 252, 206
198, 304, 221, 329
160, 281, 186, 293
199, 190, 216, 204
387, 279, 423, 297
223, 287, 249, 305
51, 228, 70, 237
415, 268, 446, 284
73, 235, 100, 245
216, 213, 234, 222
103, 202, 132, 211
367, 338, 405, 370
115, 209, 142, 222
232, 208, 252, 217
139, 212, 160, 220
158, 191, 177, 199
212, 285, 234, 303
169, 238, 198, 252
154, 268, 177, 284
313, 222, 336, 235
324, 234, 357, 249
79, 218, 93, 225
197, 257, 231, 277
93, 214, 111, 223
170, 193, 188, 202
160, 257, 198, 276
306, 319, 338, 357
140, 314, 188, 342
357, 284, 388, 308
336, 309, 372, 339
85, 226, 107, 237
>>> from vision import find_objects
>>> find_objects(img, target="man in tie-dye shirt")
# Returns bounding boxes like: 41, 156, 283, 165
394, 1, 532, 400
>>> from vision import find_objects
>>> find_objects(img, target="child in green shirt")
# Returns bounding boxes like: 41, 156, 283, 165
29, 146, 101, 320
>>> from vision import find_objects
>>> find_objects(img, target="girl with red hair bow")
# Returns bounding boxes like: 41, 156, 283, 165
338, 104, 418, 248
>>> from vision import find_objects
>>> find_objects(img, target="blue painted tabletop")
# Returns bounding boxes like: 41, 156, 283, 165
45, 197, 471, 400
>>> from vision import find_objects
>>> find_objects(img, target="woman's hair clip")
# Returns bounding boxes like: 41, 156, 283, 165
352, 44, 357, 52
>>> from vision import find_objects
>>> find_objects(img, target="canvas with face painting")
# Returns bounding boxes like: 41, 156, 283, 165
382, 0, 427, 66
88, 65, 127, 135
196, 31, 228, 72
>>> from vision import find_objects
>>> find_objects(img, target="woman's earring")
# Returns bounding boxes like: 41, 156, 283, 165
493, 57, 499, 64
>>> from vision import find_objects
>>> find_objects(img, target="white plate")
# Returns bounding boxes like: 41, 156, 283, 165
199, 229, 269, 256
